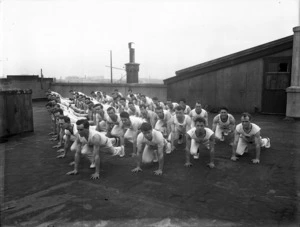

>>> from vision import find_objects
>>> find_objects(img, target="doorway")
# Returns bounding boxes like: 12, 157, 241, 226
262, 57, 292, 114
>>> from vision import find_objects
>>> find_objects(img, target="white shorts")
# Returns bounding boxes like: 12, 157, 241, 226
124, 129, 140, 143
215, 125, 232, 140
236, 136, 269, 155
190, 139, 210, 155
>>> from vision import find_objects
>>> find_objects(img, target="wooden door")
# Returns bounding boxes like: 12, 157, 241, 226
262, 57, 292, 114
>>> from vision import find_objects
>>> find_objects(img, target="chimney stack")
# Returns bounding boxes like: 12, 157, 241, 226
125, 42, 139, 83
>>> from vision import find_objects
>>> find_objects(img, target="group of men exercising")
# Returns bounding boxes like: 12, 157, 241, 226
45, 88, 270, 180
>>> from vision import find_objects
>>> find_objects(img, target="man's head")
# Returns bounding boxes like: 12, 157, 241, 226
166, 99, 173, 109
241, 112, 252, 129
87, 101, 94, 110
219, 107, 229, 118
195, 101, 202, 113
155, 106, 164, 119
78, 95, 83, 101
53, 108, 64, 117
53, 103, 60, 110
45, 102, 54, 111
115, 95, 121, 102
194, 117, 206, 137
93, 103, 103, 113
119, 97, 126, 106
175, 106, 184, 119
152, 97, 159, 105
179, 98, 187, 109
128, 101, 135, 111
128, 88, 133, 94
120, 111, 131, 127
140, 94, 146, 102
107, 107, 116, 118
131, 95, 138, 104
76, 119, 89, 137
140, 122, 153, 141
139, 104, 148, 116
59, 116, 71, 129
85, 97, 91, 104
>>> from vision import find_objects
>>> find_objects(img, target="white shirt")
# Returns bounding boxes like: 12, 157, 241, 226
236, 123, 261, 142
189, 109, 208, 126
213, 114, 235, 130
137, 129, 165, 150
187, 127, 214, 144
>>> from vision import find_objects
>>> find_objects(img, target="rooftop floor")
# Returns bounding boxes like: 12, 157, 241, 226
1, 101, 300, 227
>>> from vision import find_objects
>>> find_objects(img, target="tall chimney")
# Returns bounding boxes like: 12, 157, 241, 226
125, 42, 139, 83
129, 42, 135, 63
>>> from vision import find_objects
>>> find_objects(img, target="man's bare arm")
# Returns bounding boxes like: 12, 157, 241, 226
184, 134, 192, 166
132, 142, 144, 172
231, 130, 240, 161
91, 134, 101, 179
154, 145, 164, 175
207, 134, 215, 168
252, 131, 261, 164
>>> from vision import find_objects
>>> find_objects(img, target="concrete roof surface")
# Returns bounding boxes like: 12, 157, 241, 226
1, 101, 300, 227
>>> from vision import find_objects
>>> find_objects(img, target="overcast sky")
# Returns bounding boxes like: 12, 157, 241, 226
0, 0, 299, 81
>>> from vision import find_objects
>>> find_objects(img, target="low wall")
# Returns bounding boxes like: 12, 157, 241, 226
0, 76, 53, 99
0, 90, 34, 138
51, 83, 168, 101
0, 76, 167, 101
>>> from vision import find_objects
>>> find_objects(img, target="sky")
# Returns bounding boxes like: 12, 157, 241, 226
0, 0, 299, 81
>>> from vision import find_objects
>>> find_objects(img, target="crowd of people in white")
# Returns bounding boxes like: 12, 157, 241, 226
45, 88, 271, 180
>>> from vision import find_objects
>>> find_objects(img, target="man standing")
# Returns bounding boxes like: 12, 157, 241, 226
231, 113, 270, 164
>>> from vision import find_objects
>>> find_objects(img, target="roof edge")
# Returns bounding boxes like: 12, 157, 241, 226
164, 35, 293, 84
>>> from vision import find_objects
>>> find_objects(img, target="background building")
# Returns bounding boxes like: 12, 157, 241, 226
164, 35, 293, 114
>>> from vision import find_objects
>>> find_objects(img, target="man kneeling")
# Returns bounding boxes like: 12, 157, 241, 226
67, 119, 124, 180
132, 122, 171, 175
185, 117, 216, 168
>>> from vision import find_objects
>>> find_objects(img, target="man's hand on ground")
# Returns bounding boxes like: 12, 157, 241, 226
231, 156, 238, 161
184, 162, 192, 167
131, 167, 142, 173
52, 144, 62, 149
57, 154, 65, 159
66, 170, 78, 175
207, 162, 215, 169
154, 169, 163, 175
90, 173, 100, 180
